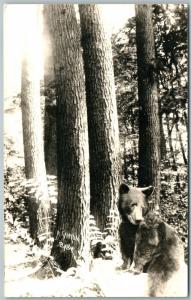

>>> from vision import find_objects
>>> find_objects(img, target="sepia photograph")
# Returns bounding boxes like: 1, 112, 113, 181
4, 3, 188, 297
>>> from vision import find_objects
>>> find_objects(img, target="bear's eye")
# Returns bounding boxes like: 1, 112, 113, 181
131, 203, 137, 207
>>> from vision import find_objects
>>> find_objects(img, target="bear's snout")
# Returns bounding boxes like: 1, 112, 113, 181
132, 206, 144, 224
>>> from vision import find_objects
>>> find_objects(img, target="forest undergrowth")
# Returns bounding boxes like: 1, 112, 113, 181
4, 97, 188, 297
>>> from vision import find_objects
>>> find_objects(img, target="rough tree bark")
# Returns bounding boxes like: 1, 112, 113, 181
21, 6, 50, 245
136, 4, 161, 209
44, 4, 90, 270
79, 4, 120, 231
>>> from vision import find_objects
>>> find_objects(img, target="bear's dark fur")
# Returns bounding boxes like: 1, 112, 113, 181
118, 183, 154, 269
133, 211, 185, 296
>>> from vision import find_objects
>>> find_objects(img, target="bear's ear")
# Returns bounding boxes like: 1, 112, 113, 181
158, 221, 173, 242
119, 183, 130, 194
140, 186, 154, 197
145, 211, 161, 226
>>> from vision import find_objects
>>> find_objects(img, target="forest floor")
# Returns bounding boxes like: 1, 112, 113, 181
4, 97, 188, 297
4, 98, 149, 297
4, 237, 149, 297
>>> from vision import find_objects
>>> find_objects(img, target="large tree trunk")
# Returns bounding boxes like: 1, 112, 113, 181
136, 5, 161, 209
79, 5, 120, 232
44, 4, 90, 270
21, 6, 50, 246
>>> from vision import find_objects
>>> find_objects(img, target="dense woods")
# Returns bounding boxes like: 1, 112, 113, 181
112, 4, 188, 239
4, 3, 188, 297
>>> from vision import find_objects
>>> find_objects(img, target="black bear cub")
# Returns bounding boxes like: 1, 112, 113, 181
118, 183, 154, 269
133, 211, 186, 297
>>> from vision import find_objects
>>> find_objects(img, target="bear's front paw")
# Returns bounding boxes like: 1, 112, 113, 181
127, 261, 135, 272
133, 269, 142, 275
116, 259, 131, 271
132, 266, 143, 275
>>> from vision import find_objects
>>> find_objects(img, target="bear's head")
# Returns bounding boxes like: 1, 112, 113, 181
118, 183, 154, 225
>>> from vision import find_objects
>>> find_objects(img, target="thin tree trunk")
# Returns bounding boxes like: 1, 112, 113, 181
21, 6, 50, 246
44, 4, 90, 270
159, 99, 166, 161
136, 5, 161, 209
183, 111, 188, 129
79, 4, 120, 231
166, 113, 177, 170
175, 112, 187, 165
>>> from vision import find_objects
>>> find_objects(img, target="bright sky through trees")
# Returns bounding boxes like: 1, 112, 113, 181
4, 4, 135, 98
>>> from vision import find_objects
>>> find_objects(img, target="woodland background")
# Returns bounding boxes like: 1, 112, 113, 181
4, 3, 188, 297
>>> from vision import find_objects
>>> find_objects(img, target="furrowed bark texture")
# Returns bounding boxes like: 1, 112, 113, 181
21, 6, 50, 245
44, 4, 90, 270
136, 5, 161, 208
79, 5, 120, 231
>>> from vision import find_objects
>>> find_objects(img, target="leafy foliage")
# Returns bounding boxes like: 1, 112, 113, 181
4, 166, 30, 243
112, 4, 188, 261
